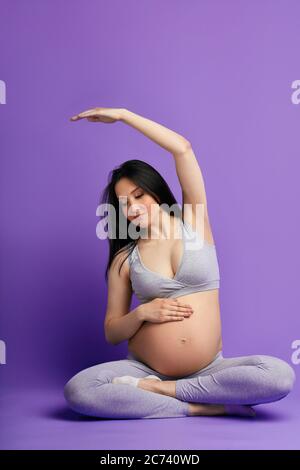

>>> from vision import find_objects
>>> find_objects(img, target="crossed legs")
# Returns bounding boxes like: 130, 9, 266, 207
63, 357, 190, 419
136, 353, 296, 416
63, 352, 296, 419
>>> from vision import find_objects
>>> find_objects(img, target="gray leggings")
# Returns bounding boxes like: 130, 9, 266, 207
63, 350, 296, 419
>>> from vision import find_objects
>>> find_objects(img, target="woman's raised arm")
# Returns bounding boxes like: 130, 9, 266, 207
70, 107, 209, 219
70, 107, 190, 156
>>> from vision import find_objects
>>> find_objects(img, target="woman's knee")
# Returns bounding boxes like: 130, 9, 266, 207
63, 367, 114, 415
63, 372, 88, 413
64, 374, 83, 409
260, 355, 296, 397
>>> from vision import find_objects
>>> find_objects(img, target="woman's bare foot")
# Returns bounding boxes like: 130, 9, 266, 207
188, 403, 227, 416
223, 404, 256, 417
188, 403, 256, 417
138, 378, 176, 396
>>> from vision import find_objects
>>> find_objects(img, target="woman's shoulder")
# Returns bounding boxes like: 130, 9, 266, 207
182, 212, 216, 246
111, 244, 135, 279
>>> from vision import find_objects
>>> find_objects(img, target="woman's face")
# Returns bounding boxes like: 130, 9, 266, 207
114, 177, 160, 229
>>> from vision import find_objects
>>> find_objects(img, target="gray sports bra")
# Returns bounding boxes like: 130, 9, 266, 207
128, 217, 220, 304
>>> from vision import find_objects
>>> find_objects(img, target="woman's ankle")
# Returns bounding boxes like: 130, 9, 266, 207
187, 403, 226, 416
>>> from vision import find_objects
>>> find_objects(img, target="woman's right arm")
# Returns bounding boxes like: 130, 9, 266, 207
104, 250, 145, 345
105, 305, 145, 346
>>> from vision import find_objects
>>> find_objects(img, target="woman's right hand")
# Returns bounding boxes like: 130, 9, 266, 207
139, 298, 194, 324
70, 107, 124, 123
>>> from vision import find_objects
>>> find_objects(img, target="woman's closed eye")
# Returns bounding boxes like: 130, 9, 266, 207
119, 194, 143, 207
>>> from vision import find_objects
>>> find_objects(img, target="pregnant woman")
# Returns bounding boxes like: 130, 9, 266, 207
63, 107, 296, 419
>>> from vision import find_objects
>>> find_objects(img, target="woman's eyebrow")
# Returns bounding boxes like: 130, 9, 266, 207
130, 186, 140, 193
118, 186, 140, 199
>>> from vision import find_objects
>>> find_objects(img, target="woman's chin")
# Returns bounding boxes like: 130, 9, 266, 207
134, 217, 150, 230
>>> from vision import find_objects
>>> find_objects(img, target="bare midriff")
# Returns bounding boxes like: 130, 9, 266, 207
128, 289, 222, 378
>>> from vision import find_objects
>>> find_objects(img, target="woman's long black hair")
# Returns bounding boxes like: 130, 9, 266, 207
99, 159, 181, 282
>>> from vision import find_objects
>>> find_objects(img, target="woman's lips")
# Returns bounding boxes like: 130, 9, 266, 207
133, 213, 146, 220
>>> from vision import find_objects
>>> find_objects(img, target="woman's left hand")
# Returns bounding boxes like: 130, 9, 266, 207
70, 107, 124, 123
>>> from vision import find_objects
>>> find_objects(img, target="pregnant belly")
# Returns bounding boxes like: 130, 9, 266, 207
128, 290, 223, 378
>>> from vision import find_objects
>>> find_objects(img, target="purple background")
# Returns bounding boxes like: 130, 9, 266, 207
0, 0, 300, 450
